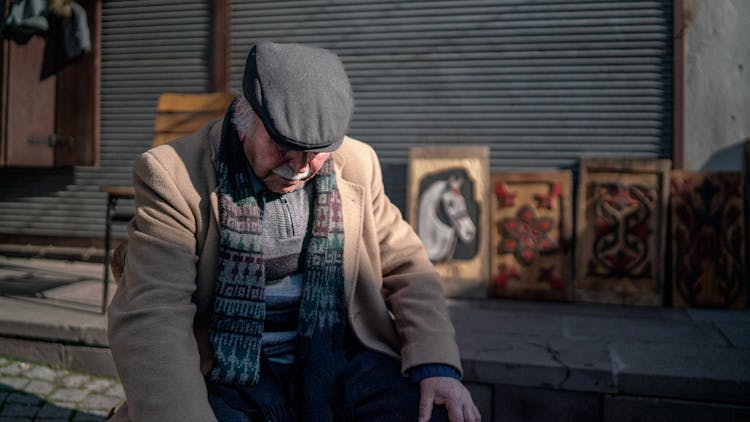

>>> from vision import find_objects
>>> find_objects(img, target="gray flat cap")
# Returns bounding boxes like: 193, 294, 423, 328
242, 42, 353, 152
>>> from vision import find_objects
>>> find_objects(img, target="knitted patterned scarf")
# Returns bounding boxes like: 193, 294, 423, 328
209, 108, 347, 411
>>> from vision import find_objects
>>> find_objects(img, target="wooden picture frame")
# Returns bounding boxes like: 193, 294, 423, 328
671, 171, 746, 308
745, 138, 750, 307
489, 171, 574, 301
575, 158, 671, 306
407, 147, 490, 298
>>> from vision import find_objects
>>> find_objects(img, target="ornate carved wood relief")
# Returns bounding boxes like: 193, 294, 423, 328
671, 171, 745, 308
490, 172, 573, 301
575, 159, 671, 306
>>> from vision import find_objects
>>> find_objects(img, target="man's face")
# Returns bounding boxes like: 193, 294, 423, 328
241, 115, 331, 194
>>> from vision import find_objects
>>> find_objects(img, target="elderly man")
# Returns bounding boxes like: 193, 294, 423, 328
108, 42, 479, 422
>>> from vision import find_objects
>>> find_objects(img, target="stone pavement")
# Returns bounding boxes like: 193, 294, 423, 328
0, 256, 115, 378
448, 298, 750, 420
0, 355, 124, 421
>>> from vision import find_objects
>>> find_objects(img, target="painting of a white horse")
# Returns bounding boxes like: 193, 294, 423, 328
417, 174, 477, 262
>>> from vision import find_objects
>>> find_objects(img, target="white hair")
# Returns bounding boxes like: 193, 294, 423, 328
232, 95, 255, 137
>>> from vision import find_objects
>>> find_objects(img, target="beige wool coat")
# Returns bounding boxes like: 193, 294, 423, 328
107, 119, 462, 421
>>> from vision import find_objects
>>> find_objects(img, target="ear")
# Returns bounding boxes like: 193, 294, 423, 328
447, 175, 463, 190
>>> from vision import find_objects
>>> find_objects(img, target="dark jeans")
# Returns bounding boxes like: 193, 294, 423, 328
207, 337, 449, 421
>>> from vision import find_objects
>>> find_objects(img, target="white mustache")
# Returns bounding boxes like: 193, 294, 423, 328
272, 165, 310, 181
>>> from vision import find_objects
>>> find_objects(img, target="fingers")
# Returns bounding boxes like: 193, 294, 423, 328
445, 399, 464, 422
418, 387, 435, 422
453, 386, 480, 422
419, 377, 481, 422
462, 402, 481, 422
472, 402, 481, 421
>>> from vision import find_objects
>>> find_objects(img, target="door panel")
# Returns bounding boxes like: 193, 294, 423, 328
6, 36, 56, 167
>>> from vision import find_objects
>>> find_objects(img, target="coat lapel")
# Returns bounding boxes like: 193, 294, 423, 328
209, 120, 222, 229
333, 147, 363, 304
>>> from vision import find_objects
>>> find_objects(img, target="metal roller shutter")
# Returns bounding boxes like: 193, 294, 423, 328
0, 0, 212, 238
231, 0, 673, 210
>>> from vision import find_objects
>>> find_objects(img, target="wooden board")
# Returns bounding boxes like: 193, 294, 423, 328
671, 171, 745, 308
153, 112, 225, 133
575, 158, 671, 306
407, 147, 489, 298
151, 92, 235, 147
156, 92, 235, 112
490, 171, 573, 301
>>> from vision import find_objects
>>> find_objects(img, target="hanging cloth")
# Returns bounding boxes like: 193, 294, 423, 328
2, 0, 49, 43
62, 1, 90, 60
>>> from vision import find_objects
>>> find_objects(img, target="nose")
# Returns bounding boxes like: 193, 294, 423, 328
286, 150, 312, 172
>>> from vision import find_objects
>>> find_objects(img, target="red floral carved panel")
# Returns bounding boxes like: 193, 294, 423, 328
490, 172, 573, 301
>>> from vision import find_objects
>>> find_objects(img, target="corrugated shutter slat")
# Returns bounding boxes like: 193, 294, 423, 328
231, 0, 673, 210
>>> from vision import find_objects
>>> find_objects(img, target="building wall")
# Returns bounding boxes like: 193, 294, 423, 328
684, 0, 750, 170
0, 0, 212, 240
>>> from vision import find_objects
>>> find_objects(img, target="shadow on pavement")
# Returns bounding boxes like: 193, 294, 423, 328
0, 278, 74, 296
0, 384, 109, 421
0, 259, 105, 314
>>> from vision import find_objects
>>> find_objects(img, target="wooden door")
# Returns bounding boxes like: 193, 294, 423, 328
4, 36, 56, 166
0, 0, 100, 167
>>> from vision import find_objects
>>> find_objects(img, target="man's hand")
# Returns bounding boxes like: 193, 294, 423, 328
418, 376, 481, 422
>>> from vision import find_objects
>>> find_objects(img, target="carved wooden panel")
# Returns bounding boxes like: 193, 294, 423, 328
575, 159, 671, 306
407, 147, 489, 298
490, 171, 573, 301
671, 171, 745, 308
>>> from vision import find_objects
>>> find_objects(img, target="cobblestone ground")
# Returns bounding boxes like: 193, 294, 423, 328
0, 356, 124, 421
